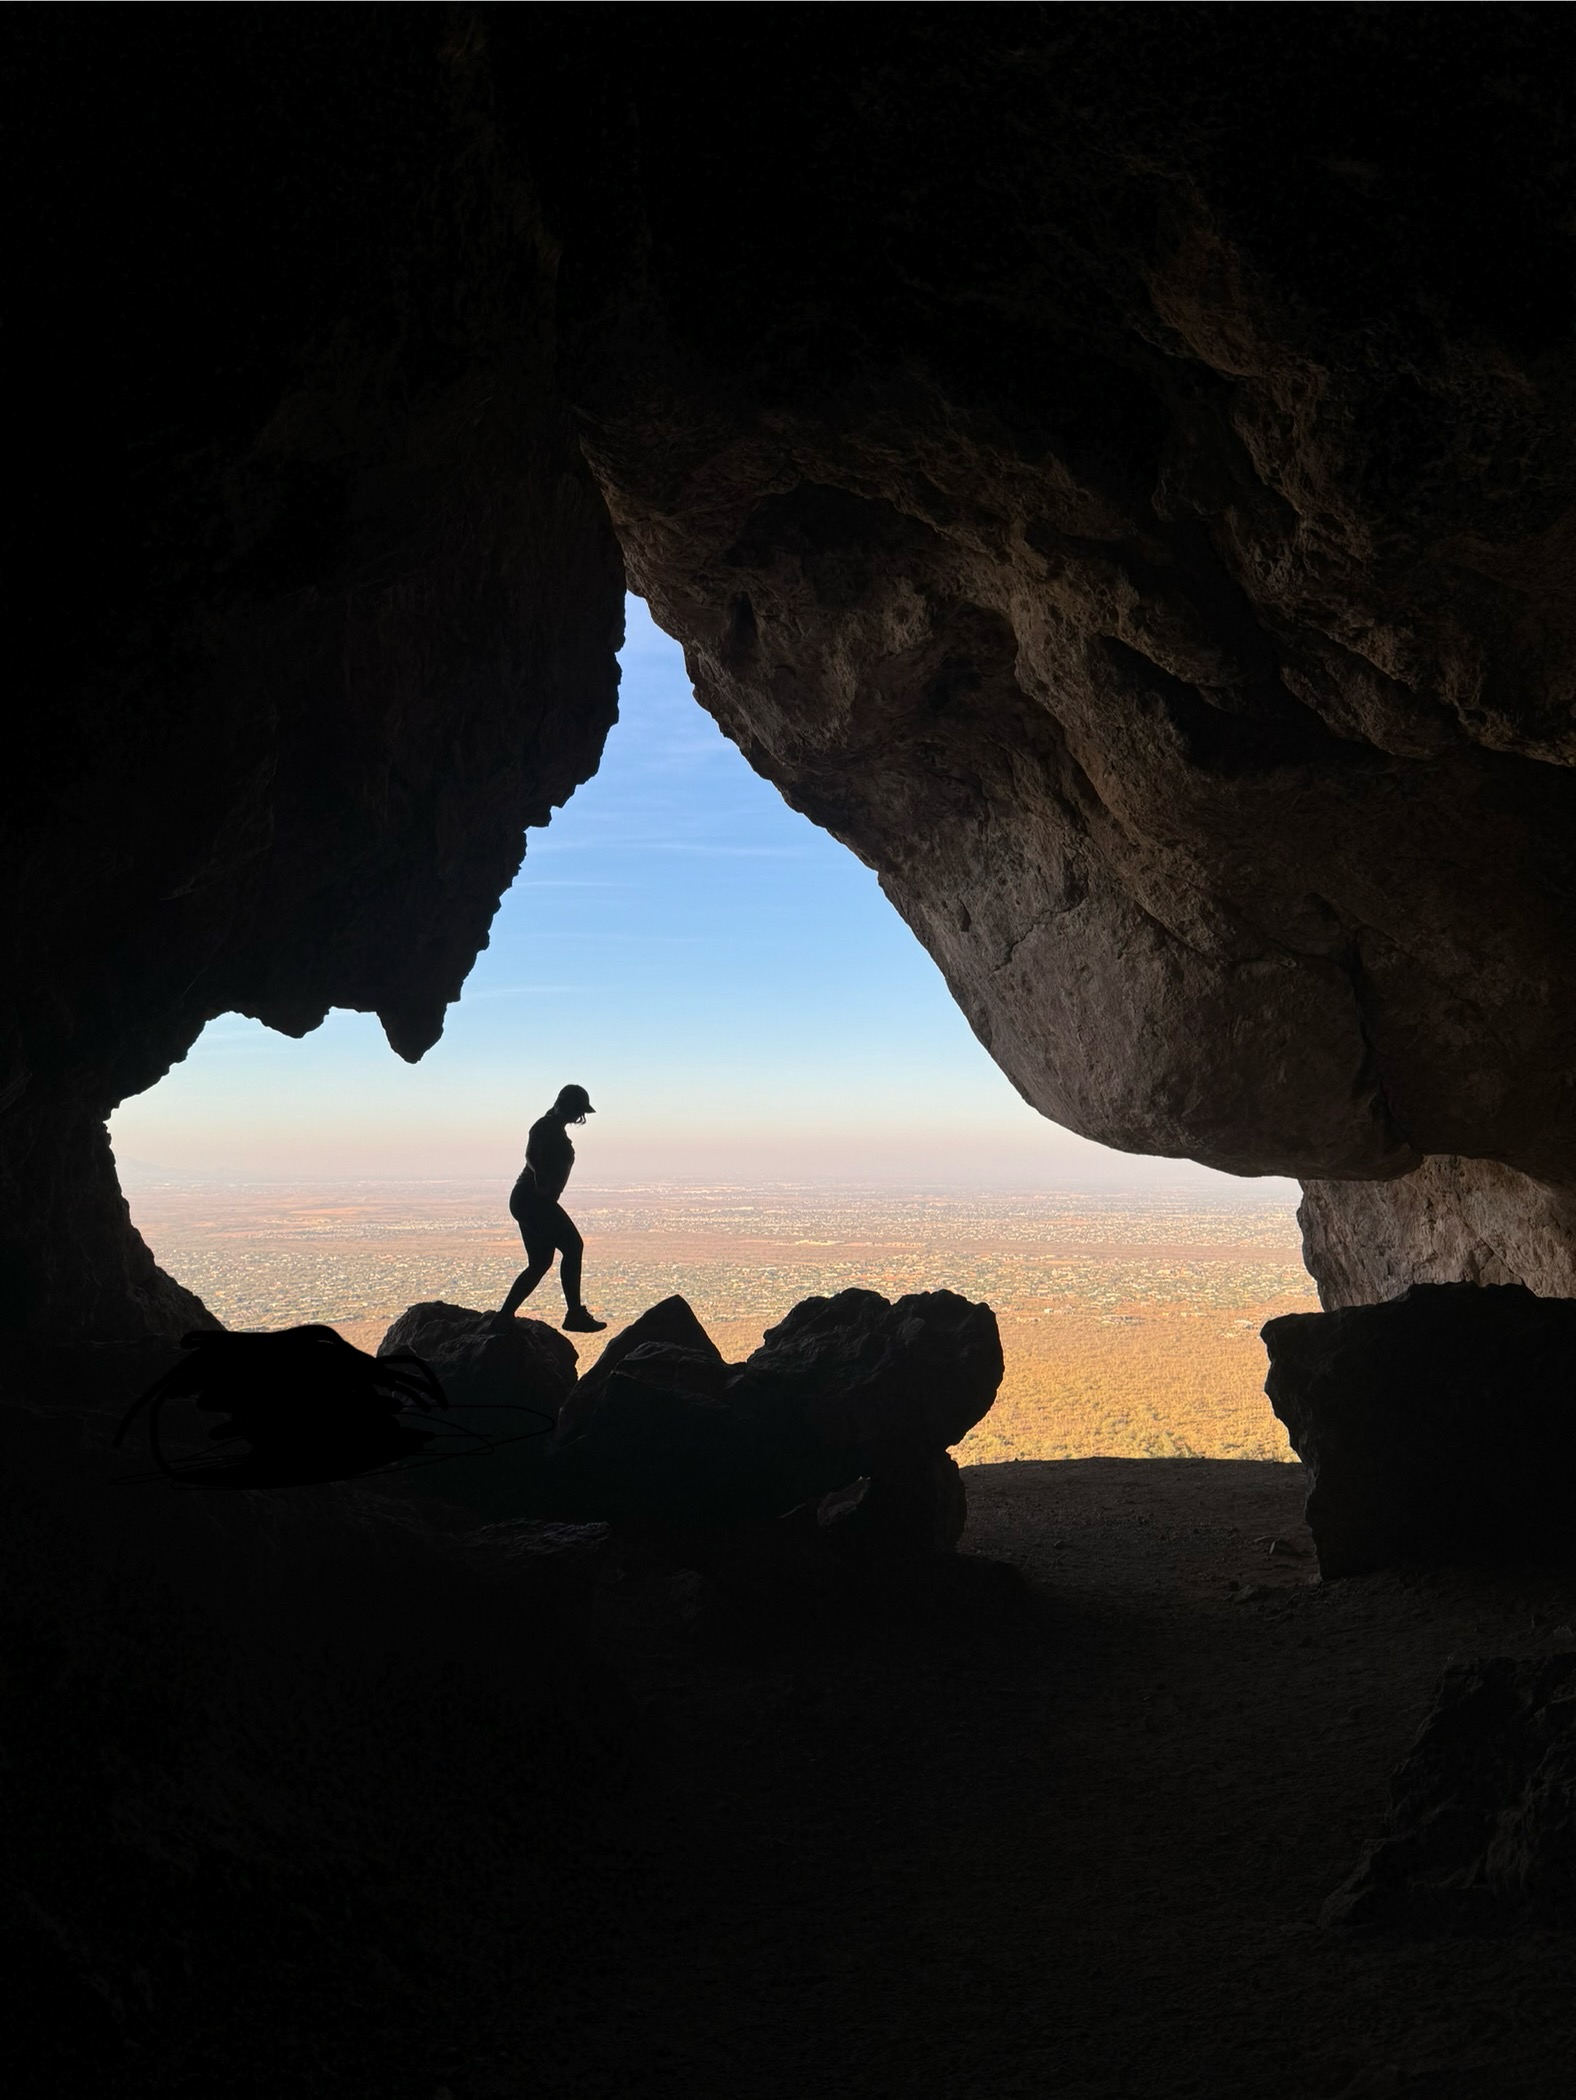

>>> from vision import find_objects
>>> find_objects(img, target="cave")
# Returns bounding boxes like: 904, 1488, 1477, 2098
9, 7, 1576, 2094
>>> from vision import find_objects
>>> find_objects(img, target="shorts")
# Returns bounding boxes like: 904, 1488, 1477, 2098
509, 1179, 574, 1260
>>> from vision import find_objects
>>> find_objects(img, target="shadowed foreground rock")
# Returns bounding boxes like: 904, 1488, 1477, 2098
1264, 1285, 1576, 1578
381, 1288, 1001, 1542
2, 1390, 627, 2094
376, 1301, 578, 1521
557, 1288, 1000, 1535
380, 1300, 578, 1420
555, 1293, 724, 1443
1325, 1656, 1576, 1934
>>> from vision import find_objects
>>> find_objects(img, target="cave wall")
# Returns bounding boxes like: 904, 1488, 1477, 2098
538, 6, 1576, 1212
10, 7, 1576, 1342
6, 11, 624, 1338
1299, 1163, 1576, 1311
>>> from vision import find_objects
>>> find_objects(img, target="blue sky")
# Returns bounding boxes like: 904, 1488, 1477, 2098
111, 599, 1292, 1194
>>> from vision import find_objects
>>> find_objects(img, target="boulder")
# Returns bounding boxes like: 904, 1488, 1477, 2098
380, 1301, 578, 1418
1324, 1656, 1576, 1933
735, 1288, 1004, 1460
1299, 1161, 1576, 1310
817, 1453, 970, 1558
1263, 1284, 1576, 1577
555, 1294, 723, 1441
370, 1290, 1002, 1543
549, 1287, 1001, 1538
375, 1303, 578, 1519
548, 1368, 806, 1528
612, 1342, 732, 1401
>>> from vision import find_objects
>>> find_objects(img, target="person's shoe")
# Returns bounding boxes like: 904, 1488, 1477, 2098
562, 1307, 607, 1333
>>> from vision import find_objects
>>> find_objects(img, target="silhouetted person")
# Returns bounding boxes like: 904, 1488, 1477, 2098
495, 1084, 607, 1332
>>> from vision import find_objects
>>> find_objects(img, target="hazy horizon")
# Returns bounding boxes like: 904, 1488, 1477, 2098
114, 1155, 1301, 1201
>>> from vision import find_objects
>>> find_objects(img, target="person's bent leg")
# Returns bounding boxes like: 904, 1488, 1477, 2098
557, 1221, 584, 1311
497, 1243, 554, 1322
555, 1214, 607, 1332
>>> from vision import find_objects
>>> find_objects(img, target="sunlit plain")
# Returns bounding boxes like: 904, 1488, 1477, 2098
122, 1180, 1313, 1464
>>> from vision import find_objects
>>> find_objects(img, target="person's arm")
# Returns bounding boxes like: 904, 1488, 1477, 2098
521, 1122, 545, 1190
523, 1120, 567, 1198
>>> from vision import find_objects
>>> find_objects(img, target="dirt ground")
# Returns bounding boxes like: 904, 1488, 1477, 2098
465, 1458, 1576, 2100
32, 1439, 1576, 2098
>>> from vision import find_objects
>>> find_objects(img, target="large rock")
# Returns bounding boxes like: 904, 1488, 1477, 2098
817, 1453, 970, 1559
1299, 1161, 1576, 1309
1263, 1285, 1576, 1577
736, 1289, 1003, 1460
555, 1294, 724, 1441
1325, 1656, 1576, 1933
561, 7, 1576, 1199
377, 1303, 578, 1519
552, 1288, 1001, 1535
6, 12, 623, 1343
380, 1302, 578, 1418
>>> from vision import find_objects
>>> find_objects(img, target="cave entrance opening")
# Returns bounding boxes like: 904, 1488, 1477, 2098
110, 598, 1308, 1456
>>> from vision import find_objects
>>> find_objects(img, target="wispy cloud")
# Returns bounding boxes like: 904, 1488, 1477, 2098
461, 984, 588, 999
514, 931, 720, 947
531, 840, 807, 858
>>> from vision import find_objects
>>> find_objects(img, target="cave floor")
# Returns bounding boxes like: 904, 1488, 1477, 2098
477, 1458, 1576, 2100
29, 1443, 1576, 2099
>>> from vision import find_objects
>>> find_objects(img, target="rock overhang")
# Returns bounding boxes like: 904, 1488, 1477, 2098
8, 6, 1576, 1337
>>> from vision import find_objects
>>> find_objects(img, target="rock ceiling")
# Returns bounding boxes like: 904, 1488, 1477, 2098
7, 7, 1574, 1334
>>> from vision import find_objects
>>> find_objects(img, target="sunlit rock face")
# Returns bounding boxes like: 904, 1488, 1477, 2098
5, 14, 623, 1338
1300, 1164, 1576, 1311
545, 7, 1576, 1211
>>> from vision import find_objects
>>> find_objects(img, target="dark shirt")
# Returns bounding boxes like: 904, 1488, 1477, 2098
520, 1116, 574, 1203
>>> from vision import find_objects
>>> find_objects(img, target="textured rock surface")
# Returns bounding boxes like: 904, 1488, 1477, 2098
6, 12, 623, 1340
1264, 1285, 1576, 1577
556, 1294, 724, 1442
411, 1288, 1002, 1534
555, 7, 1576, 1193
15, 9, 1576, 1344
818, 1453, 970, 1559
1300, 1162, 1576, 1309
376, 1302, 576, 1519
379, 1302, 578, 1422
738, 1289, 1004, 1463
1325, 1655, 1576, 1933
568, 1287, 999, 1529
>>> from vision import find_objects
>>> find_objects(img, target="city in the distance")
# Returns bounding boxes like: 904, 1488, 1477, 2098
122, 1177, 1316, 1468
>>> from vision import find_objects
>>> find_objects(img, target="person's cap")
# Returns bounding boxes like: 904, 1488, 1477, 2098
556, 1083, 595, 1113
